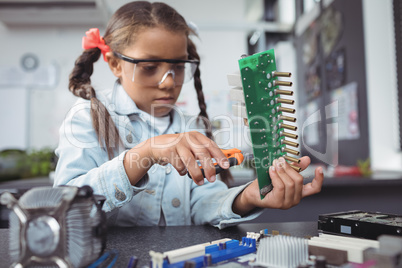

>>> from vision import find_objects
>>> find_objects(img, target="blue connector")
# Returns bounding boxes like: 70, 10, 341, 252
153, 237, 257, 268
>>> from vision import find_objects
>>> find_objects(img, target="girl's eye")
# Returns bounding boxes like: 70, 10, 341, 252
142, 65, 158, 71
174, 64, 186, 72
137, 63, 160, 75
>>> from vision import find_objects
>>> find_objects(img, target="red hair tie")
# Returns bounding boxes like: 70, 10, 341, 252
82, 28, 110, 62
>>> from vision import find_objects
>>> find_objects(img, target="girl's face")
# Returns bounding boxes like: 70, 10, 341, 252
117, 27, 188, 117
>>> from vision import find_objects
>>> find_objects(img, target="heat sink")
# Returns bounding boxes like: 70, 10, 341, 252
255, 235, 308, 268
1, 186, 106, 268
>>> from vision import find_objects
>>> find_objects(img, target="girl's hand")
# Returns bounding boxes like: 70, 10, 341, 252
232, 156, 324, 216
124, 131, 230, 186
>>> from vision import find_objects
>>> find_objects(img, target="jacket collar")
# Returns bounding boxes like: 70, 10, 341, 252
111, 81, 141, 116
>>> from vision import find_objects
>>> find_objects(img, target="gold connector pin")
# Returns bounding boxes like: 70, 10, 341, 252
290, 164, 302, 172
279, 115, 296, 122
280, 123, 297, 131
275, 89, 293, 96
278, 107, 295, 114
283, 147, 300, 156
273, 71, 291, 77
277, 98, 294, 105
281, 131, 298, 139
284, 155, 300, 163
281, 139, 299, 148
274, 80, 292, 87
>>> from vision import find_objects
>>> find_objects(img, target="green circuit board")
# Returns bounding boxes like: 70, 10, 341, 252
239, 49, 298, 198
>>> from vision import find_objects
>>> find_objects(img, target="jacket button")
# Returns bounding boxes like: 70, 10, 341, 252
126, 134, 133, 143
171, 198, 181, 208
165, 165, 172, 174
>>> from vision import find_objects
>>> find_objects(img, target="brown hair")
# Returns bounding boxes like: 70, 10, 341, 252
68, 1, 232, 184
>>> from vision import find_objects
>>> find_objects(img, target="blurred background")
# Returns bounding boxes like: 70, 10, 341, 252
0, 0, 401, 222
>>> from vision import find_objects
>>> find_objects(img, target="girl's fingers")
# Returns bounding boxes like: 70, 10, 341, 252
150, 131, 230, 185
291, 156, 311, 171
207, 143, 230, 171
177, 146, 204, 185
189, 132, 229, 183
266, 160, 286, 208
244, 158, 324, 211
194, 150, 216, 183
275, 158, 303, 206
261, 157, 308, 209
278, 157, 304, 204
193, 133, 230, 170
167, 150, 187, 176
188, 134, 216, 183
302, 166, 324, 198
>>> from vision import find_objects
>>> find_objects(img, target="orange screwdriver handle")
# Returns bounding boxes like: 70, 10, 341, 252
188, 148, 244, 179
220, 148, 244, 166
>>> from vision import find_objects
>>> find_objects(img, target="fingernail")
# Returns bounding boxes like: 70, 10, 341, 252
222, 161, 230, 168
198, 179, 204, 185
278, 157, 286, 169
276, 160, 282, 169
271, 165, 275, 172
318, 167, 323, 174
210, 175, 216, 182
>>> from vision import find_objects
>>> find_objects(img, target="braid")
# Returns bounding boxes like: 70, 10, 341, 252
69, 48, 121, 159
69, 49, 99, 100
193, 67, 212, 139
188, 39, 233, 185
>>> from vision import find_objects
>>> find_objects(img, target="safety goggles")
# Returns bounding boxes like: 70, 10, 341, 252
114, 52, 199, 87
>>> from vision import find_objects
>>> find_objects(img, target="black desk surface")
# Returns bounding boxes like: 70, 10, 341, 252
0, 221, 318, 267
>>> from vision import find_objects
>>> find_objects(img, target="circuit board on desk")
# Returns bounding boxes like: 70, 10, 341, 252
149, 217, 402, 268
149, 230, 310, 268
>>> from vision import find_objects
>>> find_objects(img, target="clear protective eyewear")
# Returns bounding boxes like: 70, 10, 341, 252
114, 52, 199, 87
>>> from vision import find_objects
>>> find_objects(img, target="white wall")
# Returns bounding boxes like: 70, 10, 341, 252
0, 26, 114, 150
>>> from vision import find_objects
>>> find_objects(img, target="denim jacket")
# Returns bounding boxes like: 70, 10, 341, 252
54, 82, 262, 228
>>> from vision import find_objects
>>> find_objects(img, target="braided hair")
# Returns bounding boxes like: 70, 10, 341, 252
187, 38, 233, 184
68, 1, 232, 184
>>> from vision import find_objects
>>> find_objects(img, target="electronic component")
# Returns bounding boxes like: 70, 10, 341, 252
0, 186, 107, 267
146, 223, 402, 268
318, 210, 402, 240
364, 235, 402, 268
149, 237, 256, 268
309, 233, 379, 264
255, 235, 309, 267
228, 49, 299, 198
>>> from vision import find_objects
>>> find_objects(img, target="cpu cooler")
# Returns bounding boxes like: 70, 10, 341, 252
0, 185, 107, 267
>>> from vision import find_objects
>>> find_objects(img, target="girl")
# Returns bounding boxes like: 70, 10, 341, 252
54, 1, 324, 228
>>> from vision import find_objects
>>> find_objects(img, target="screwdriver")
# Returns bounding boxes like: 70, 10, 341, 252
188, 148, 244, 179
